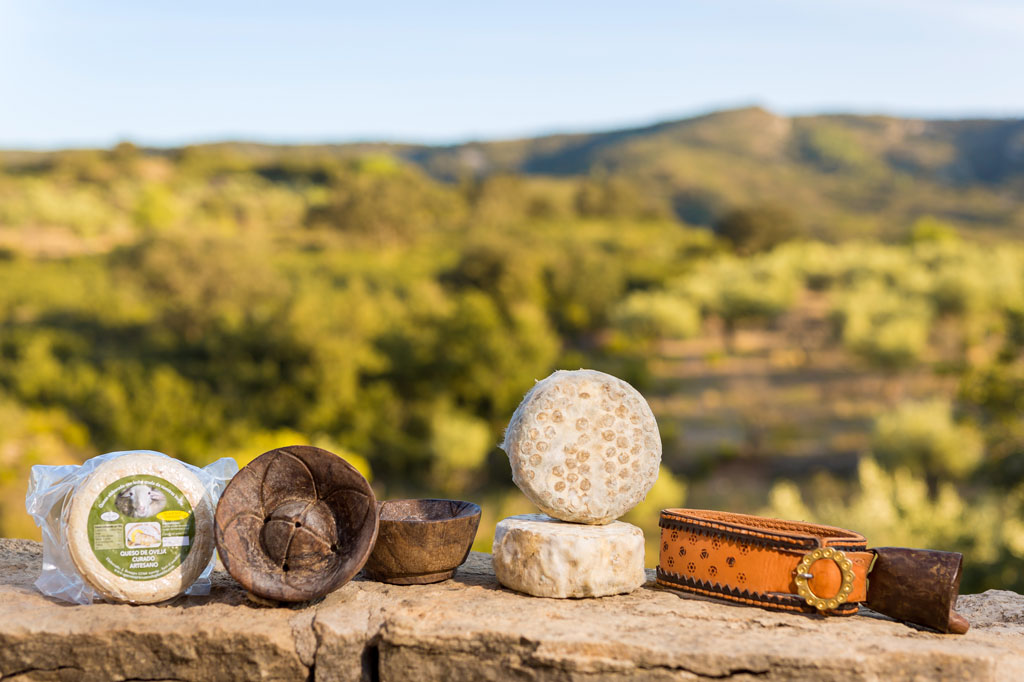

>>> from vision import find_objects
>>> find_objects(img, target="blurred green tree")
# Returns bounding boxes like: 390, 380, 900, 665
871, 399, 983, 480
574, 175, 669, 220
611, 291, 702, 342
714, 203, 801, 255
306, 158, 465, 242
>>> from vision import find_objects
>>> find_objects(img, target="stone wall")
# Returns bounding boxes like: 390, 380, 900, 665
1, 538, 1021, 681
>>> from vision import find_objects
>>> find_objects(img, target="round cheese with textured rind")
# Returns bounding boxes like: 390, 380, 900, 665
492, 513, 646, 598
65, 453, 215, 604
502, 369, 661, 524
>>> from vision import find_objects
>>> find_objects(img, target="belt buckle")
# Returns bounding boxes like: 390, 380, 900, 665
793, 546, 857, 612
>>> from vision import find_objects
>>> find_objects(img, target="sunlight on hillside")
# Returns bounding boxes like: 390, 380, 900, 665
1, 125, 1023, 592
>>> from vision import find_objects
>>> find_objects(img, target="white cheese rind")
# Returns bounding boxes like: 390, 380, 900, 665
502, 369, 661, 524
64, 453, 215, 604
492, 514, 646, 598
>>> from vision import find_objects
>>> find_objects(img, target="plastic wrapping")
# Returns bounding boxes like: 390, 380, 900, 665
25, 450, 238, 605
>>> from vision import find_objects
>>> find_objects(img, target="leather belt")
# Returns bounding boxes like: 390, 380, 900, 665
656, 508, 969, 634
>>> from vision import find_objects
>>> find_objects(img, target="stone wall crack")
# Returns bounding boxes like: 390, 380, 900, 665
1, 665, 84, 680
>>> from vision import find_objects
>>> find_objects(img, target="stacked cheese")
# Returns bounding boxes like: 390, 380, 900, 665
494, 369, 660, 598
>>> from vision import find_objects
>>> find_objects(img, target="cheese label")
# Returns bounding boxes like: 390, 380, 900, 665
87, 474, 195, 581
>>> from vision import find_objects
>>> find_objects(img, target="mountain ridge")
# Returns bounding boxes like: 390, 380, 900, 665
3, 107, 1023, 238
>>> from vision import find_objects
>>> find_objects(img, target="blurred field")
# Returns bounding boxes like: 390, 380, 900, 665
2, 111, 1024, 593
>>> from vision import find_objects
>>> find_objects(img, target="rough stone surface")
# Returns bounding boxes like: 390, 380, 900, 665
492, 513, 646, 598
1, 538, 1023, 681
502, 369, 662, 524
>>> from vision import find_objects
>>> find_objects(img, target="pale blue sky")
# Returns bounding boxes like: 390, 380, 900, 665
1, 1, 1022, 148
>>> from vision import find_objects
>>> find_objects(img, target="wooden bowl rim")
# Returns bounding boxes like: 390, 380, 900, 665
377, 498, 481, 525
214, 445, 379, 601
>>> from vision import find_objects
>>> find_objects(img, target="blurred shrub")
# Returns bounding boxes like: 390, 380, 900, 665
439, 236, 546, 313
429, 406, 493, 495
0, 178, 121, 236
221, 428, 312, 468
306, 159, 465, 242
871, 399, 983, 480
465, 174, 575, 225
132, 183, 179, 232
574, 175, 669, 220
676, 255, 799, 349
817, 242, 932, 293
51, 149, 118, 184
222, 429, 373, 481
771, 241, 842, 291
961, 363, 1024, 419
544, 249, 628, 336
908, 216, 960, 244
116, 235, 285, 342
190, 175, 307, 235
714, 202, 801, 255
832, 282, 931, 368
611, 291, 701, 341
929, 264, 991, 318
1003, 305, 1024, 358
431, 293, 560, 417
344, 283, 558, 483
714, 261, 799, 324
624, 465, 687, 568
763, 458, 1024, 593
959, 362, 1024, 485
671, 187, 725, 227
0, 395, 86, 539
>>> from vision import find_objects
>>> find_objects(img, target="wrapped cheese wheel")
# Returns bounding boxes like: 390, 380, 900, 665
26, 450, 236, 605
502, 369, 661, 524
64, 453, 215, 603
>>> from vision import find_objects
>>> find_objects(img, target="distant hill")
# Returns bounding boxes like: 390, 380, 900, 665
401, 107, 1024, 239
409, 107, 1024, 183
3, 107, 1023, 239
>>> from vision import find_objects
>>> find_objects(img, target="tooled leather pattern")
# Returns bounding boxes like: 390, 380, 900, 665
656, 509, 873, 616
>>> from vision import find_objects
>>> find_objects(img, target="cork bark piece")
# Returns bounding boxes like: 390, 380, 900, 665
215, 445, 379, 603
492, 513, 646, 598
65, 453, 215, 604
502, 369, 661, 524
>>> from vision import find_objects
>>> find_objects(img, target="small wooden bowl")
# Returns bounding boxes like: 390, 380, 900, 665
215, 445, 379, 603
363, 499, 481, 585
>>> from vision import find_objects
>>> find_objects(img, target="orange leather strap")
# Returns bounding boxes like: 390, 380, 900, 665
656, 508, 875, 616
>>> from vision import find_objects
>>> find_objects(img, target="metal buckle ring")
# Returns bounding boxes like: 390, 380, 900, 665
793, 547, 856, 612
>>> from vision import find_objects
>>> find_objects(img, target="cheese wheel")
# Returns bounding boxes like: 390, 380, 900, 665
502, 369, 661, 524
492, 513, 646, 598
65, 453, 215, 604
